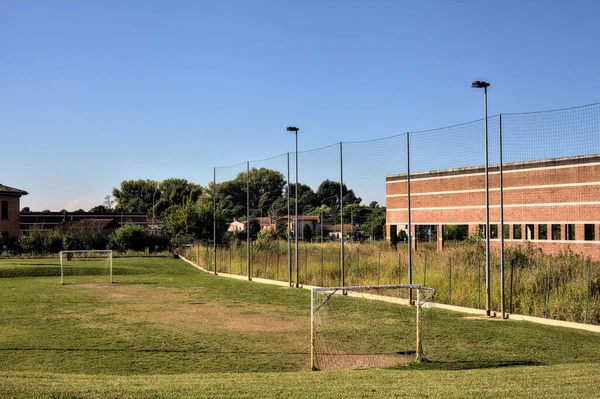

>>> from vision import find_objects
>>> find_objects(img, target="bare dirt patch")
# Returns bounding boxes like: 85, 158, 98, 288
71, 283, 306, 336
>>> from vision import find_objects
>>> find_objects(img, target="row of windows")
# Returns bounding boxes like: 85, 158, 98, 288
479, 224, 596, 241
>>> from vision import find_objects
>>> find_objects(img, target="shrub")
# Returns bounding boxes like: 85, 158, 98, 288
108, 225, 149, 252
256, 229, 279, 250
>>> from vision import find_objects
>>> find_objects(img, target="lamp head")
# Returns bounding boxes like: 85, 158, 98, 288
286, 126, 299, 132
471, 81, 490, 89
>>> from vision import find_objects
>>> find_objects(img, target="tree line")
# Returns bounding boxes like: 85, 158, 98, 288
105, 169, 386, 245
8, 170, 386, 255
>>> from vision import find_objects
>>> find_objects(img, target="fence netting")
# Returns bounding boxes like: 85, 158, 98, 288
182, 102, 599, 325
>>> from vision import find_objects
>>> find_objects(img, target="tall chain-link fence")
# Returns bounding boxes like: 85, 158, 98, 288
184, 102, 600, 324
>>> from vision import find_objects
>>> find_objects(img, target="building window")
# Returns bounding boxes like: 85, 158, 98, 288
525, 224, 534, 240
1, 201, 8, 220
513, 224, 522, 240
538, 224, 548, 240
390, 225, 397, 239
565, 224, 575, 241
552, 224, 561, 240
1, 231, 8, 244
584, 224, 595, 241
490, 224, 498, 239
503, 225, 509, 239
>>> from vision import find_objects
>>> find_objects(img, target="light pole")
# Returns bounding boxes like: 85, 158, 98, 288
287, 126, 299, 288
472, 80, 491, 316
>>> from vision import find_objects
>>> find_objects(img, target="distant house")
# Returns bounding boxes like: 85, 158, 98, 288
256, 217, 276, 231
326, 224, 353, 241
0, 184, 28, 243
278, 215, 320, 240
227, 219, 245, 232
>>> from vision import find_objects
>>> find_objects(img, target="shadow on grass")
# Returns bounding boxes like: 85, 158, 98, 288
0, 348, 310, 355
404, 359, 546, 371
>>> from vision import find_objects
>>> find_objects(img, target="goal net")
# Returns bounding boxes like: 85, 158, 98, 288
59, 250, 113, 285
311, 284, 435, 371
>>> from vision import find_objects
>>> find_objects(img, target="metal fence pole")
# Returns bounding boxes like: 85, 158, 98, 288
287, 152, 292, 287
478, 258, 482, 310
276, 249, 280, 281
356, 248, 360, 286
545, 260, 552, 318
305, 246, 308, 285
247, 161, 251, 281
407, 132, 413, 302
509, 258, 514, 313
378, 251, 381, 286
213, 167, 217, 275
397, 253, 401, 285
484, 86, 491, 316
585, 259, 591, 323
448, 257, 452, 305
320, 248, 324, 287
295, 133, 299, 288
264, 251, 268, 278
423, 255, 427, 287
499, 114, 506, 319
340, 142, 345, 289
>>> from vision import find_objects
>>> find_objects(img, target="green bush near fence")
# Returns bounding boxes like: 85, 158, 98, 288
185, 240, 600, 325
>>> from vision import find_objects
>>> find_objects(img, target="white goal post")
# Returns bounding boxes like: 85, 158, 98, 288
311, 284, 435, 371
59, 250, 113, 285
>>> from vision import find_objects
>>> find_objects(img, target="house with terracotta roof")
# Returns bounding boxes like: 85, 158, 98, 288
278, 215, 321, 240
0, 184, 28, 244
325, 224, 353, 241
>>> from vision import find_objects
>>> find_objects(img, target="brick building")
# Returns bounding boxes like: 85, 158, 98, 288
0, 184, 28, 243
386, 154, 600, 261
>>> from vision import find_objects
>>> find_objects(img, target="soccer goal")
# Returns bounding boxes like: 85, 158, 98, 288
311, 284, 435, 371
59, 250, 113, 285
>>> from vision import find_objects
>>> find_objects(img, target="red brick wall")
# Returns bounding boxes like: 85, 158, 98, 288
386, 156, 600, 260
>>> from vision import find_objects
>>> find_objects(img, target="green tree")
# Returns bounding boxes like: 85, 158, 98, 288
302, 223, 313, 242
316, 180, 361, 207
112, 179, 160, 214
155, 178, 203, 217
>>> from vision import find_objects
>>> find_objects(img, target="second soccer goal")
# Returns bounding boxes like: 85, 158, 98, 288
59, 250, 113, 285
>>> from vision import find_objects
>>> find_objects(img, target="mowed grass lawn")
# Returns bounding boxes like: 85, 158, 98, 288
0, 257, 599, 398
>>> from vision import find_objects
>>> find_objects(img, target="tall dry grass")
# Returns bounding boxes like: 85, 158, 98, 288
183, 240, 599, 325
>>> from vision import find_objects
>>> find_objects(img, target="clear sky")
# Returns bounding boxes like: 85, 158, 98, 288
2, 0, 599, 211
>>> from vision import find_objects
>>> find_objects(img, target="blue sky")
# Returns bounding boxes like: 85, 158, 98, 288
2, 0, 599, 211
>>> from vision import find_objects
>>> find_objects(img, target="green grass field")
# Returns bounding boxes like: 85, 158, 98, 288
1, 257, 599, 398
